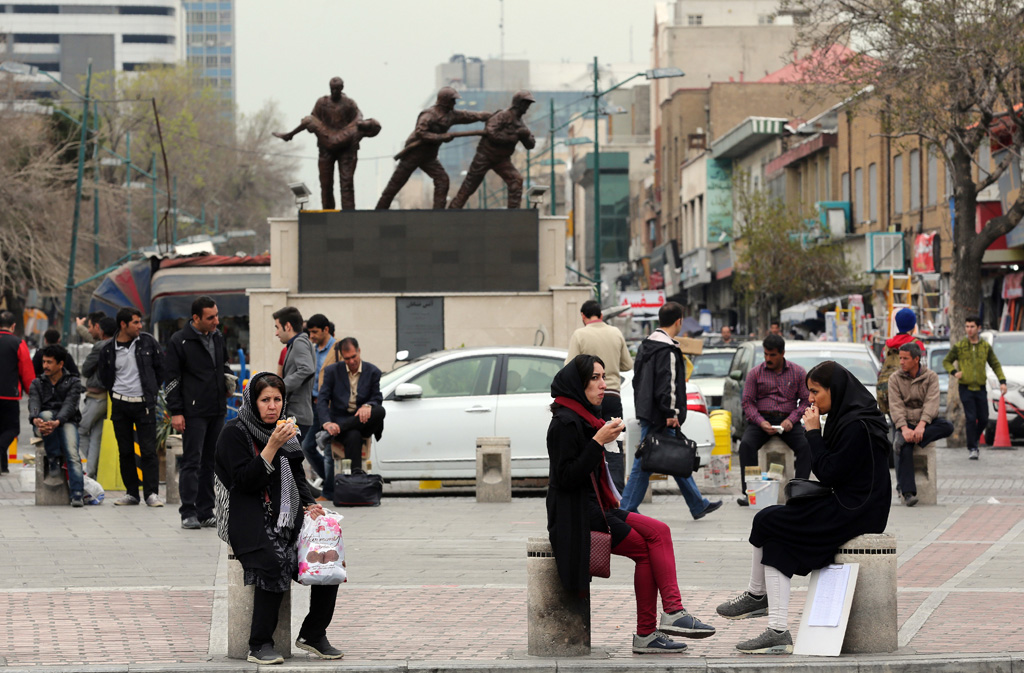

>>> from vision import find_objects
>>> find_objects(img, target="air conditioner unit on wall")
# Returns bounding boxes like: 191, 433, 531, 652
868, 232, 905, 272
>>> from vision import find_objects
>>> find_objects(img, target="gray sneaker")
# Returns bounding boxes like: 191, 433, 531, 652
716, 591, 769, 619
145, 493, 164, 507
113, 495, 140, 506
659, 609, 716, 638
632, 630, 688, 654
903, 493, 919, 507
736, 627, 793, 654
969, 448, 980, 460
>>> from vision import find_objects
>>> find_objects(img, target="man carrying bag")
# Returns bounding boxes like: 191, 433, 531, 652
618, 302, 722, 519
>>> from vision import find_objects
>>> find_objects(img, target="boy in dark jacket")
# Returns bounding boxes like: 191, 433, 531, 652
28, 345, 85, 506
619, 302, 721, 519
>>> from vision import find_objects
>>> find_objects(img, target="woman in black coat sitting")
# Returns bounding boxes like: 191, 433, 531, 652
716, 360, 892, 654
214, 372, 343, 665
546, 354, 717, 654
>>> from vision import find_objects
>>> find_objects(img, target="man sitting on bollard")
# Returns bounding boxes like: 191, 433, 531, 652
317, 338, 385, 489
28, 345, 85, 506
736, 334, 811, 506
888, 342, 952, 507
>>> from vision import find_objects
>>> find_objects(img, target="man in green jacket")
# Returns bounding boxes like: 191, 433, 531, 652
943, 316, 1007, 460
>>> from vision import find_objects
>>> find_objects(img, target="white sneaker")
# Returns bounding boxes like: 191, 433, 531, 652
145, 493, 164, 507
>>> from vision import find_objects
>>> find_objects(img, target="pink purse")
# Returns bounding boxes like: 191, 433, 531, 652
589, 473, 612, 578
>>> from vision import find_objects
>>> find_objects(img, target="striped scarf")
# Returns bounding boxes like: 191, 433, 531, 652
237, 372, 302, 532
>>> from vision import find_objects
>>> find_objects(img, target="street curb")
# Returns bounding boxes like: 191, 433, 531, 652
3, 653, 1022, 673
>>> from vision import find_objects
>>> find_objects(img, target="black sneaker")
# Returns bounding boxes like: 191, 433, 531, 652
737, 495, 750, 507
200, 517, 217, 528
70, 494, 85, 508
694, 500, 723, 520
181, 516, 201, 530
659, 609, 716, 638
632, 630, 688, 654
295, 635, 343, 659
247, 643, 284, 664
716, 591, 769, 619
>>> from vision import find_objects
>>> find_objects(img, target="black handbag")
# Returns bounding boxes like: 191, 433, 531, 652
637, 430, 698, 478
332, 469, 384, 507
784, 478, 833, 502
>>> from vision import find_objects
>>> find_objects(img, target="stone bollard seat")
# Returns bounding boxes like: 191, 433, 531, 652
758, 436, 795, 503
526, 537, 590, 657
837, 533, 898, 654
912, 443, 937, 505
476, 437, 511, 503
34, 442, 69, 506
226, 546, 291, 660
164, 435, 184, 505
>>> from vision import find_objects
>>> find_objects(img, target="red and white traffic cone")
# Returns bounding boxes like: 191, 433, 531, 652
992, 395, 1013, 449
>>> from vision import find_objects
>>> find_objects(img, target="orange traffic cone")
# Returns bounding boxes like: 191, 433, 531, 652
992, 395, 1013, 449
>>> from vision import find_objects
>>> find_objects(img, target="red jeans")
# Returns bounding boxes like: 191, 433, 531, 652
612, 512, 684, 634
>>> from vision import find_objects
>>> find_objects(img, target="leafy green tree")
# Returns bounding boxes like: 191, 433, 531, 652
733, 183, 857, 335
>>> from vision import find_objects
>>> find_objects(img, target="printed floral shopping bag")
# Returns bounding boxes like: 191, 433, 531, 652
297, 510, 347, 585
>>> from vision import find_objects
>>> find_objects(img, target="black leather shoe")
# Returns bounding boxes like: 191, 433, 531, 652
694, 499, 724, 519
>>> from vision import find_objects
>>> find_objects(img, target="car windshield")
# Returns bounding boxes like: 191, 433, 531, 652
691, 353, 734, 378
992, 336, 1024, 366
928, 347, 949, 374
785, 351, 879, 387
380, 356, 433, 388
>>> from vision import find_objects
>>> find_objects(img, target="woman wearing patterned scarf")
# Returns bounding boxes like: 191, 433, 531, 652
214, 371, 343, 665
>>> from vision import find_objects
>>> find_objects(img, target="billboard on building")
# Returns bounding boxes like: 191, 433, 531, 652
706, 158, 733, 244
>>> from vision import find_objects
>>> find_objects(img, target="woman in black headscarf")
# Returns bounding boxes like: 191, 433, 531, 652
214, 372, 343, 665
546, 354, 717, 654
716, 361, 891, 654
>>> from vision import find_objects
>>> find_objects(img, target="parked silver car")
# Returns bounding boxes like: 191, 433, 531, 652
721, 340, 882, 439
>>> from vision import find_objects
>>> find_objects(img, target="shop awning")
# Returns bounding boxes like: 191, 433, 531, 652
780, 296, 844, 322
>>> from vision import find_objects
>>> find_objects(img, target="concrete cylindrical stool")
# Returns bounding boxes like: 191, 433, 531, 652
35, 443, 70, 506
912, 444, 937, 505
526, 537, 590, 656
476, 437, 511, 503
837, 533, 897, 653
227, 547, 292, 659
757, 437, 796, 503
164, 435, 184, 505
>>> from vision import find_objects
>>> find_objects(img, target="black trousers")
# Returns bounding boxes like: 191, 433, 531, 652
601, 392, 626, 493
109, 398, 160, 499
0, 398, 19, 472
250, 584, 339, 649
330, 405, 386, 472
737, 420, 811, 493
959, 387, 989, 450
894, 418, 954, 495
178, 415, 224, 520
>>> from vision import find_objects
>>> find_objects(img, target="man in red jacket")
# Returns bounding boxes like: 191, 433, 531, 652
0, 311, 36, 474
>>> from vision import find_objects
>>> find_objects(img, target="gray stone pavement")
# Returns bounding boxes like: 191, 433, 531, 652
1, 400, 1022, 671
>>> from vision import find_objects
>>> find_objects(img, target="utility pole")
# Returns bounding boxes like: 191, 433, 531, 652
592, 56, 602, 303
549, 98, 556, 216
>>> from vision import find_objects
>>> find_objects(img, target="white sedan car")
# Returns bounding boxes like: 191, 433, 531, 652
367, 346, 715, 481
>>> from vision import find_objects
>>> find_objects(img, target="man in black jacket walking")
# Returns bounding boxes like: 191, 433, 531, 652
619, 302, 721, 519
98, 308, 165, 507
166, 296, 232, 529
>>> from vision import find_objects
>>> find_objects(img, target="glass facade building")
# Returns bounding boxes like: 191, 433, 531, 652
183, 0, 233, 103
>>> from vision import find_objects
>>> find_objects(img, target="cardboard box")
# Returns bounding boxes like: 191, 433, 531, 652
675, 336, 704, 355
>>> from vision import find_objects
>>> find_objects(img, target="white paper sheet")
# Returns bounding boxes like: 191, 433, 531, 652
807, 564, 851, 627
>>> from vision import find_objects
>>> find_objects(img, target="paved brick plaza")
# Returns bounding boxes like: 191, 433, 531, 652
0, 443, 1021, 669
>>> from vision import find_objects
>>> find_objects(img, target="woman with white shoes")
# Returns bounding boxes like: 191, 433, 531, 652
716, 361, 891, 654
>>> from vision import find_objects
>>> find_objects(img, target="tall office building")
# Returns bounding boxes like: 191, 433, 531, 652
0, 0, 183, 93
182, 0, 233, 103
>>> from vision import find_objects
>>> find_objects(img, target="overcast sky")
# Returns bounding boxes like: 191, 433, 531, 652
235, 0, 663, 208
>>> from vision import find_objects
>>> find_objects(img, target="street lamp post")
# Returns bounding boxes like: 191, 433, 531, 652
62, 60, 93, 341
589, 59, 684, 302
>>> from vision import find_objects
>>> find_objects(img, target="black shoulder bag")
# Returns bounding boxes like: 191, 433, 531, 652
637, 430, 699, 478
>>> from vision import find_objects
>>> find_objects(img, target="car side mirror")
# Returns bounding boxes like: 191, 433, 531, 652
394, 383, 423, 400
729, 369, 743, 381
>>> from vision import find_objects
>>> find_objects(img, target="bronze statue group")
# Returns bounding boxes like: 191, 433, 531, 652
275, 77, 536, 211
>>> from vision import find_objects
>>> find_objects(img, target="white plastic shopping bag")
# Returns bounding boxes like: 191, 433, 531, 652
297, 510, 347, 585
83, 475, 105, 505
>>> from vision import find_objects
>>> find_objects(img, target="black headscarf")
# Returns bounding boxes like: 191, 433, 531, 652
820, 361, 890, 452
550, 354, 603, 415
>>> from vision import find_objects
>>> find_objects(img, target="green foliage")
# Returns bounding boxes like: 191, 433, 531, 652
732, 181, 857, 333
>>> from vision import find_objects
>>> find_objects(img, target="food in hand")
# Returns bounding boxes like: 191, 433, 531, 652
276, 416, 296, 427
